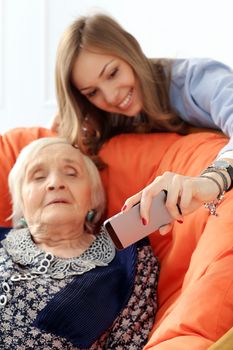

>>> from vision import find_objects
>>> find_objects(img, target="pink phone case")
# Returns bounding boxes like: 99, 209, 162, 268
104, 190, 172, 249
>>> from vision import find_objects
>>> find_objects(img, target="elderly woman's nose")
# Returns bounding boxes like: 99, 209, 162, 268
47, 184, 66, 190
47, 174, 66, 190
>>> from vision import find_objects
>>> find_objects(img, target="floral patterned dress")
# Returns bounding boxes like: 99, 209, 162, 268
0, 228, 159, 350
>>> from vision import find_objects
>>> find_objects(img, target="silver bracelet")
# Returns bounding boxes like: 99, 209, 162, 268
201, 168, 228, 192
200, 175, 225, 216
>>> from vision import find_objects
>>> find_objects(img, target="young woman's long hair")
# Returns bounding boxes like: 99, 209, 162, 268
55, 14, 187, 157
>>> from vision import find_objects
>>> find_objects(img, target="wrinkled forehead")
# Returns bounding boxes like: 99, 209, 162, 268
25, 143, 86, 172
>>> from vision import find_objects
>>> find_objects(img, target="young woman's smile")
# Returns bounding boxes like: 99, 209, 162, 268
72, 49, 143, 116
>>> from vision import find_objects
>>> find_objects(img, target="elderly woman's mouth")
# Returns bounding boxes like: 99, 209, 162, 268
46, 199, 70, 205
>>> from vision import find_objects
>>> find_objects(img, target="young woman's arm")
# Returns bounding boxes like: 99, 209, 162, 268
170, 57, 233, 157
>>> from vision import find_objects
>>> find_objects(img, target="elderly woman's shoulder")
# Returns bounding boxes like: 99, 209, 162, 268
0, 227, 11, 240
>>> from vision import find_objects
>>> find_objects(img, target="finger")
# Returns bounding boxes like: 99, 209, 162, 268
139, 173, 175, 223
179, 177, 211, 215
179, 179, 196, 213
165, 175, 184, 219
121, 192, 142, 212
159, 223, 173, 236
139, 190, 154, 225
139, 179, 166, 224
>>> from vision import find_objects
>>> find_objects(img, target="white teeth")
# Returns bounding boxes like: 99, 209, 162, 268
119, 90, 133, 109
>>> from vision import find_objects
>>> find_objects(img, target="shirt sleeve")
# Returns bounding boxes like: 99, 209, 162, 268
170, 58, 233, 156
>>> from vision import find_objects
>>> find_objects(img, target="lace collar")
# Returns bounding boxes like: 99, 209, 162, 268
2, 228, 115, 279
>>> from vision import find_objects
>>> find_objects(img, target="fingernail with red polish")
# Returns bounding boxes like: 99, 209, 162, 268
121, 204, 127, 211
141, 218, 147, 226
177, 219, 183, 224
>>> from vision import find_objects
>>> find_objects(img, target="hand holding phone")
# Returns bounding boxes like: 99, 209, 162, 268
103, 190, 172, 249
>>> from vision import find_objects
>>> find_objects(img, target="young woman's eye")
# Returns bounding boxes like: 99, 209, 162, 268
87, 89, 97, 98
108, 67, 118, 79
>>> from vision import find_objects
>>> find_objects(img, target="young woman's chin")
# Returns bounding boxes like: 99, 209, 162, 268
121, 102, 142, 117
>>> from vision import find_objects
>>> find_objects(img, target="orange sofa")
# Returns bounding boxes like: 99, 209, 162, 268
0, 127, 233, 349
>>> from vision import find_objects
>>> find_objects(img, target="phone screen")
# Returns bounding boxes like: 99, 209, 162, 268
103, 190, 172, 249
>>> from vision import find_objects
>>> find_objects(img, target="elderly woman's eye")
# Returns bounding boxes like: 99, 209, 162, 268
33, 172, 46, 180
66, 169, 77, 176
34, 176, 45, 181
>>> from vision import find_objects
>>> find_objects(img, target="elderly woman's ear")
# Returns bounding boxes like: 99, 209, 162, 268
16, 217, 28, 229
85, 209, 98, 234
86, 209, 97, 223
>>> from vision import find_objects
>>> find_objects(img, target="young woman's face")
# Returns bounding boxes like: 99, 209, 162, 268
72, 49, 143, 117
21, 143, 92, 229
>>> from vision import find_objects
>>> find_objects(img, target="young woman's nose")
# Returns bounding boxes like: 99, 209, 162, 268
103, 87, 119, 105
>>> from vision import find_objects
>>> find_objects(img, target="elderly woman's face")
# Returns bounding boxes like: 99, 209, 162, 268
21, 143, 92, 228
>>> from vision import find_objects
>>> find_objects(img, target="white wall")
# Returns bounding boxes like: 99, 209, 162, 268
0, 0, 233, 133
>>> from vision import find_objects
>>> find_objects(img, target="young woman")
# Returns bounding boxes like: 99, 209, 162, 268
54, 13, 233, 230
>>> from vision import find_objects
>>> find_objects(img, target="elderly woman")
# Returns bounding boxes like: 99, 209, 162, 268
0, 137, 159, 350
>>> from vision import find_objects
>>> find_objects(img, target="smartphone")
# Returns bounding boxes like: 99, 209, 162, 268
103, 190, 172, 249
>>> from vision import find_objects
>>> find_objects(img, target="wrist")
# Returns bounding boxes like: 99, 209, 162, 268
201, 160, 233, 191
199, 159, 233, 216
201, 168, 228, 192
199, 174, 223, 197
199, 172, 225, 216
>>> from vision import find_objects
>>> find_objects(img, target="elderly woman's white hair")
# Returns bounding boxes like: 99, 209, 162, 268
8, 137, 106, 229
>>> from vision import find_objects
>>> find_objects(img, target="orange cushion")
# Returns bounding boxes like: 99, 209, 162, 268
143, 134, 233, 349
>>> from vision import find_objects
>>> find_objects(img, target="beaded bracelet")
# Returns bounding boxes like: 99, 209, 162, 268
200, 175, 225, 216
